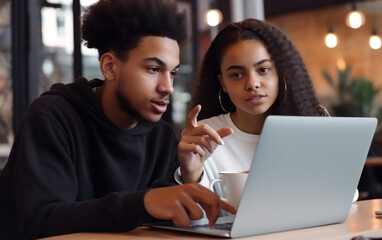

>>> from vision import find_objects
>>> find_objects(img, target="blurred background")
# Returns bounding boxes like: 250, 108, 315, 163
1, 0, 382, 198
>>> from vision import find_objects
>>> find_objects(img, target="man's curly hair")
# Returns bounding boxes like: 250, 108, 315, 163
192, 18, 328, 120
81, 0, 188, 60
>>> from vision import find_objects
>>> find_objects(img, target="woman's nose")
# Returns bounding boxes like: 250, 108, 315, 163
246, 74, 261, 90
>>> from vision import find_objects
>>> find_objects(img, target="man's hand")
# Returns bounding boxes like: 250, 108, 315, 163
178, 105, 233, 183
144, 183, 237, 227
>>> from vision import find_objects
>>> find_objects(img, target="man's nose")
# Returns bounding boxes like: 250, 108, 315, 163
158, 73, 174, 94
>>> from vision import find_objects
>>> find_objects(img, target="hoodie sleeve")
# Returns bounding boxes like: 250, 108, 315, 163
7, 97, 153, 240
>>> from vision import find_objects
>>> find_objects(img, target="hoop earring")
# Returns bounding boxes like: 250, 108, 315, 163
283, 77, 288, 103
219, 88, 228, 113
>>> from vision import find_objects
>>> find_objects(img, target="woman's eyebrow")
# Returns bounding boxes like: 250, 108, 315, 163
225, 59, 272, 72
253, 59, 272, 67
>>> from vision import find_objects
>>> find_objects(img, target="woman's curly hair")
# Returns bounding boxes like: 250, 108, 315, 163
192, 18, 328, 120
81, 0, 188, 60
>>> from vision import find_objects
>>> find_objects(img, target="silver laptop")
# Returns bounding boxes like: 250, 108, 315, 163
145, 116, 378, 238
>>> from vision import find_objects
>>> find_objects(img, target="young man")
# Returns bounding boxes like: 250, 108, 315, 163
0, 0, 234, 239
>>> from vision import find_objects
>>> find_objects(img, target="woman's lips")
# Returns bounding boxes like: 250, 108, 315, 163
246, 95, 266, 104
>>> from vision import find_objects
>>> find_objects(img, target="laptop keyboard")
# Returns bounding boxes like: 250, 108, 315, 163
190, 221, 233, 231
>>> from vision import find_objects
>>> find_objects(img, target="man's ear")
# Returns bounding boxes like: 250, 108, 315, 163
99, 52, 117, 81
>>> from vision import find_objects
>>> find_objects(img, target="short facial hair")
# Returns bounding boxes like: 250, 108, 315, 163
115, 88, 144, 121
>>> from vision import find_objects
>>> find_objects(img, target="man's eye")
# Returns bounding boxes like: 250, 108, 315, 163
148, 67, 159, 73
170, 71, 178, 77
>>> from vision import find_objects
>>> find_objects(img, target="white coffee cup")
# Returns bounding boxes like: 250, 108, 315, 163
209, 170, 249, 208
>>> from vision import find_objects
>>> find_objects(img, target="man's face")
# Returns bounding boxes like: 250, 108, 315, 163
113, 36, 180, 123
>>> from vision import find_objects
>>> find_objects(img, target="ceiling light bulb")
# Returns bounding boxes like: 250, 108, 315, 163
205, 9, 223, 27
369, 34, 382, 50
325, 32, 338, 48
346, 10, 366, 29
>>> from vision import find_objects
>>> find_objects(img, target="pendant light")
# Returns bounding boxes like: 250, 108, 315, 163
325, 26, 338, 48
346, 1, 366, 29
369, 28, 382, 50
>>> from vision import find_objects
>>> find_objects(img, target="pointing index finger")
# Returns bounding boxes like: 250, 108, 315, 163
185, 105, 201, 129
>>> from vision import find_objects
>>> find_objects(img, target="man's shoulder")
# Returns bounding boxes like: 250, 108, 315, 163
28, 94, 74, 114
21, 94, 86, 128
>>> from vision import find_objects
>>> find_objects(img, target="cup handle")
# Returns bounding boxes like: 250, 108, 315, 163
209, 178, 228, 202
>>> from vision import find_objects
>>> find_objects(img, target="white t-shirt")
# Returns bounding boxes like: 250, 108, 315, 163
199, 113, 259, 188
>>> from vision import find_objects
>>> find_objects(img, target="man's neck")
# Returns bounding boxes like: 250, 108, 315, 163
95, 85, 138, 130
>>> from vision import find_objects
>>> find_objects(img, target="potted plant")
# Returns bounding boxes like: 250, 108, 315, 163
322, 65, 382, 153
322, 65, 382, 119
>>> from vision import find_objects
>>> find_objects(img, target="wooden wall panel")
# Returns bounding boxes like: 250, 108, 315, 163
267, 4, 382, 107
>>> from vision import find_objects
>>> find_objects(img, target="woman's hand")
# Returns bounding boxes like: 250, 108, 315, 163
178, 105, 233, 183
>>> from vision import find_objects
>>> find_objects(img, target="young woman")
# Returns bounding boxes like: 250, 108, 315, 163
177, 18, 330, 192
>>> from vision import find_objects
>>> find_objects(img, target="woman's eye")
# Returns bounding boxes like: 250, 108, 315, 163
230, 73, 242, 79
259, 67, 270, 74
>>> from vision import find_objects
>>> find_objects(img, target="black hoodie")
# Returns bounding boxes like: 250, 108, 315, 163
0, 78, 179, 240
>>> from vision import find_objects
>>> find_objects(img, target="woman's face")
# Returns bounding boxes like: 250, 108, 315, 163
219, 39, 279, 118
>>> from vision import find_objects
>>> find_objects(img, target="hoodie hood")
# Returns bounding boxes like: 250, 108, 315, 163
41, 77, 158, 135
